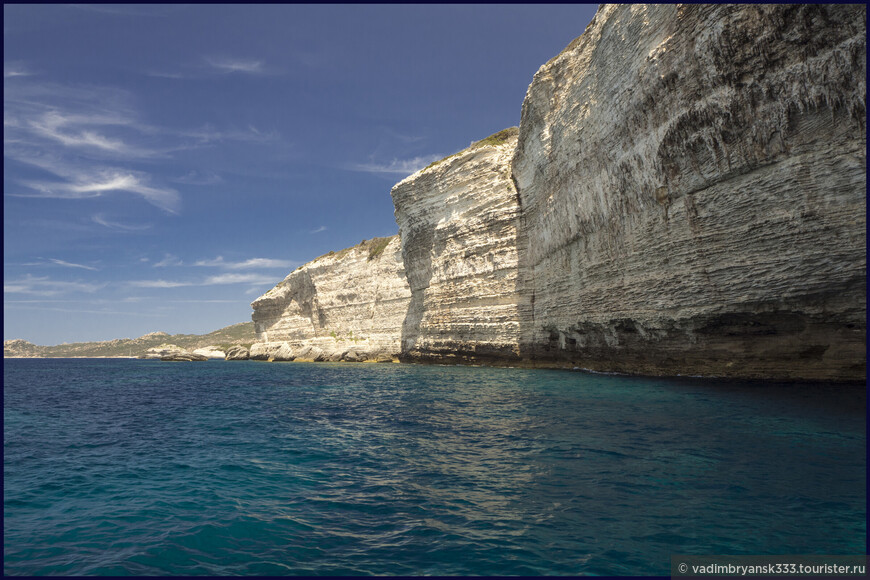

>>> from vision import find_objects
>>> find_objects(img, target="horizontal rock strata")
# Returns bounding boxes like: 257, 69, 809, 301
511, 4, 866, 381
250, 236, 410, 362
247, 4, 864, 382
391, 128, 524, 364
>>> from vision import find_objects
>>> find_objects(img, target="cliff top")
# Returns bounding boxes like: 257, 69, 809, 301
253, 234, 404, 309
307, 235, 398, 267
421, 127, 519, 173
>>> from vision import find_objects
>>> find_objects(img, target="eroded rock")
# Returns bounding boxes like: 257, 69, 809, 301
511, 4, 866, 381
391, 128, 523, 365
141, 344, 207, 361
193, 346, 226, 359
224, 345, 250, 360
250, 237, 411, 363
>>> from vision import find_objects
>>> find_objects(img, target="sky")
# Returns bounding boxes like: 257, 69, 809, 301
4, 3, 599, 345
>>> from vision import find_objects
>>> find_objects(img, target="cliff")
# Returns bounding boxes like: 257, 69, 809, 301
250, 236, 411, 362
511, 4, 866, 380
391, 128, 524, 364
250, 4, 865, 382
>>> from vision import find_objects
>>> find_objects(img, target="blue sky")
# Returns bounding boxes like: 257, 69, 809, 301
4, 3, 599, 345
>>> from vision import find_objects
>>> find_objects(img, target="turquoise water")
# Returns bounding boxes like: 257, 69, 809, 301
3, 359, 865, 575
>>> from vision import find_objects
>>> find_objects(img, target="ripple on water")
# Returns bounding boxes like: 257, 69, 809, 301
3, 359, 866, 575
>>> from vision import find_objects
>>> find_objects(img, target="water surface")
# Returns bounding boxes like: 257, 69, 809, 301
4, 359, 865, 575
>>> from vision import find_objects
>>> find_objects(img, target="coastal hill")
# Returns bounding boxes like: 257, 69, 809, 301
248, 4, 865, 382
3, 322, 256, 358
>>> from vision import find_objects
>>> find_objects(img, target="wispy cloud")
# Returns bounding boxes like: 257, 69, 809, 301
14, 171, 181, 214
126, 272, 277, 288
205, 57, 266, 75
153, 254, 183, 268
145, 70, 185, 79
48, 258, 99, 271
4, 275, 105, 296
379, 126, 425, 144
92, 213, 152, 231
19, 258, 99, 271
4, 62, 34, 78
179, 123, 279, 145
204, 273, 277, 285
5, 77, 283, 216
310, 225, 327, 234
194, 256, 298, 270
348, 154, 442, 176
169, 170, 223, 186
149, 59, 282, 80
4, 82, 182, 212
127, 279, 193, 289
28, 110, 134, 153
3, 303, 168, 317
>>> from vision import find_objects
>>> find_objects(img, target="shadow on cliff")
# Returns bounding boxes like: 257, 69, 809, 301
399, 226, 434, 360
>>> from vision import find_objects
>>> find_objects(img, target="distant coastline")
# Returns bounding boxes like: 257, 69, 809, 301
3, 322, 255, 360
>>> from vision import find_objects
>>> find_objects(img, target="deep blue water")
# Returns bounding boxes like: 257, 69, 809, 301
3, 359, 866, 576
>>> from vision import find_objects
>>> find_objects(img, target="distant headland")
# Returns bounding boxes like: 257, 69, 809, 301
3, 323, 255, 360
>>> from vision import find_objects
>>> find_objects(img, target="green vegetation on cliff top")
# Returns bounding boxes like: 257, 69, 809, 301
310, 235, 397, 264
423, 127, 519, 171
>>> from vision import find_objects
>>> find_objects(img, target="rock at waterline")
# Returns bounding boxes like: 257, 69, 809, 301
224, 345, 250, 360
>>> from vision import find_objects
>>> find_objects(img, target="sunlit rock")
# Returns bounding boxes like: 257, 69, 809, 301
250, 236, 410, 363
391, 128, 523, 365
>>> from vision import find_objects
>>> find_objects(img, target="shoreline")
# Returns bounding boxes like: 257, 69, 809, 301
5, 355, 865, 386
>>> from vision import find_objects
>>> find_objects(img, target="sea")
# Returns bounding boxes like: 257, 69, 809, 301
3, 358, 866, 576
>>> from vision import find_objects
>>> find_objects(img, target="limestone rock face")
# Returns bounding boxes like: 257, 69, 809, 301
224, 345, 250, 360
391, 129, 524, 364
249, 342, 295, 361
250, 236, 410, 362
161, 352, 208, 362
511, 4, 866, 380
140, 344, 207, 361
193, 346, 226, 359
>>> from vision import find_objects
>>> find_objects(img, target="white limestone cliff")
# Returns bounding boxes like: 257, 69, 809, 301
391, 129, 524, 364
193, 346, 226, 360
249, 4, 865, 381
250, 236, 410, 362
511, 4, 866, 380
